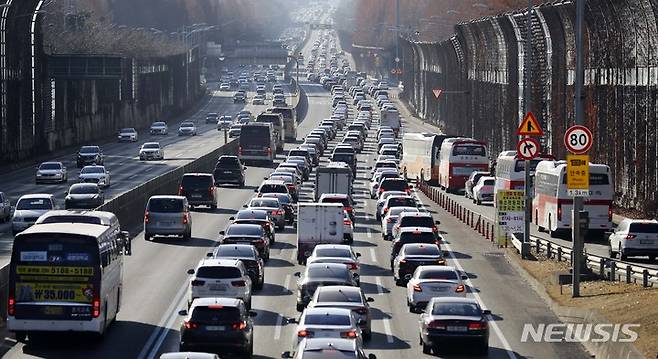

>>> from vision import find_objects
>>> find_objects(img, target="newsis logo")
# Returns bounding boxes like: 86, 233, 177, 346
521, 323, 640, 343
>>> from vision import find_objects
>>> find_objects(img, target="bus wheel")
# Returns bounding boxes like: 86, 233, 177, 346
14, 331, 26, 342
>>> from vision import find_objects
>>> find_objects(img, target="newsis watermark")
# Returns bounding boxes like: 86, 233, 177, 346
521, 323, 640, 343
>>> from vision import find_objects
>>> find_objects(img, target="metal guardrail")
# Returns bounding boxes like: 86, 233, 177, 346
416, 181, 658, 287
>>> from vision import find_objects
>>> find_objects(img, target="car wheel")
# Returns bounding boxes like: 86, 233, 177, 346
14, 331, 26, 343
619, 245, 627, 260
255, 276, 264, 290
296, 302, 305, 312
244, 340, 254, 358
211, 203, 217, 210
421, 337, 432, 354
144, 232, 151, 241
395, 278, 405, 287
478, 341, 489, 355
183, 230, 191, 241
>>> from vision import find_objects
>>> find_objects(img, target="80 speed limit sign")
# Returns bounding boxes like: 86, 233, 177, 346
564, 125, 593, 154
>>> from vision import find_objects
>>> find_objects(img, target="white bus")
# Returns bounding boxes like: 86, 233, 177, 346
438, 137, 489, 192
401, 132, 455, 183
532, 160, 613, 237
8, 222, 131, 341
494, 151, 554, 204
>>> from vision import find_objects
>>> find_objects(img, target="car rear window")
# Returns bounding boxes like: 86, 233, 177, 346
388, 197, 416, 208
216, 157, 241, 168
39, 215, 102, 225
401, 217, 434, 228
399, 232, 435, 243
307, 266, 349, 279
317, 289, 362, 303
301, 351, 357, 359
148, 198, 184, 213
419, 270, 459, 280
197, 266, 242, 279
321, 197, 350, 207
191, 306, 241, 324
314, 248, 350, 258
304, 313, 351, 325
259, 184, 287, 194
629, 223, 658, 233
381, 179, 407, 191
181, 175, 213, 188
227, 225, 263, 236
332, 154, 354, 163
215, 246, 254, 258
431, 302, 481, 316
250, 199, 279, 208
404, 245, 440, 256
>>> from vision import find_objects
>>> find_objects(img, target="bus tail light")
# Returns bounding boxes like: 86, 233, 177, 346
92, 292, 101, 318
182, 212, 189, 225
557, 205, 562, 221
625, 234, 637, 240
7, 294, 15, 316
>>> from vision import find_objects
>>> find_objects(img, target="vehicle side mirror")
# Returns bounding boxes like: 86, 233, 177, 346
229, 217, 235, 220
249, 310, 258, 317
219, 231, 226, 235
120, 231, 132, 256
293, 271, 301, 277
244, 166, 248, 170
281, 351, 293, 359
366, 297, 375, 303
207, 252, 213, 257
482, 309, 491, 316
178, 309, 188, 316
368, 354, 377, 359
254, 189, 258, 193
404, 274, 412, 280
356, 252, 361, 257
461, 275, 468, 280
264, 177, 269, 180
285, 317, 298, 324
435, 220, 441, 225
242, 204, 248, 208
187, 269, 195, 275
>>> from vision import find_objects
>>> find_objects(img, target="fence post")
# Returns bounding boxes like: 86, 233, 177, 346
557, 247, 562, 262
547, 242, 552, 259
536, 239, 540, 253
609, 261, 616, 281
626, 265, 632, 284
643, 270, 649, 287
599, 258, 605, 278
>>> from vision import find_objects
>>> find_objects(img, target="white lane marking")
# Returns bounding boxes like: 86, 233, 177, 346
375, 276, 395, 344
136, 279, 189, 359
274, 314, 284, 340
412, 192, 517, 359
147, 291, 189, 359
369, 248, 377, 263
367, 228, 373, 239
128, 174, 138, 179
283, 274, 291, 292
290, 247, 296, 261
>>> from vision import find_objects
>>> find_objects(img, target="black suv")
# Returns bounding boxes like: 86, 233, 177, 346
76, 145, 104, 168
213, 155, 246, 187
212, 244, 265, 290
178, 173, 218, 209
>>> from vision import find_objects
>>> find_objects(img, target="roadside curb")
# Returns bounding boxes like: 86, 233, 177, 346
503, 250, 647, 359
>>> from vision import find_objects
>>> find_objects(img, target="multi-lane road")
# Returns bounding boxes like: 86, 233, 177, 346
0, 30, 591, 359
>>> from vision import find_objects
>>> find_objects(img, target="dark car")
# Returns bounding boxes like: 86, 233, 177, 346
76, 145, 103, 168
220, 224, 270, 261
331, 152, 357, 176
213, 244, 265, 290
64, 183, 104, 209
179, 173, 217, 209
261, 193, 295, 224
294, 263, 358, 311
419, 298, 490, 355
230, 209, 276, 244
213, 155, 246, 187
391, 228, 439, 269
392, 243, 445, 285
179, 297, 257, 356
288, 149, 313, 168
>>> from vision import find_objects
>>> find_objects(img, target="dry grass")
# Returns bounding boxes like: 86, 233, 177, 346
508, 249, 658, 359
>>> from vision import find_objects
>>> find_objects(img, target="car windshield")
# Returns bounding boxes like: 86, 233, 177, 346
148, 198, 184, 213
180, 123, 194, 128
250, 199, 279, 208
39, 163, 61, 170
197, 266, 242, 279
419, 270, 459, 280
152, 122, 165, 127
69, 185, 99, 195
143, 144, 159, 149
16, 198, 52, 210
227, 225, 263, 236
304, 313, 351, 326
79, 146, 99, 154
191, 306, 241, 324
404, 245, 440, 256
314, 248, 350, 258
81, 167, 103, 174
431, 302, 481, 317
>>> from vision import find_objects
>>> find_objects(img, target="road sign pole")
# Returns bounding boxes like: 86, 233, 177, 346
572, 0, 586, 298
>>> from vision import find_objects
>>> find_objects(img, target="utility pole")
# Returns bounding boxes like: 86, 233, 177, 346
395, 0, 400, 82
572, 0, 586, 298
523, 0, 533, 247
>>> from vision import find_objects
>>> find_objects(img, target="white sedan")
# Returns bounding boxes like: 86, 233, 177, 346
288, 307, 362, 346
406, 265, 466, 313
139, 142, 165, 161
472, 176, 496, 205
79, 165, 111, 188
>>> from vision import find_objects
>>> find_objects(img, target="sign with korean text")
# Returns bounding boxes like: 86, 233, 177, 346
567, 154, 590, 197
495, 190, 525, 245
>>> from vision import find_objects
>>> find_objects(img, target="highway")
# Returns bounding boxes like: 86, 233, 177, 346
0, 79, 293, 267
0, 29, 591, 359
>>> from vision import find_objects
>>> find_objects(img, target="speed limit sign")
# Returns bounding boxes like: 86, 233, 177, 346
564, 125, 593, 154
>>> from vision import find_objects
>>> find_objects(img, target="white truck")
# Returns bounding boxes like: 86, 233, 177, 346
314, 163, 353, 201
380, 108, 402, 136
296, 203, 345, 264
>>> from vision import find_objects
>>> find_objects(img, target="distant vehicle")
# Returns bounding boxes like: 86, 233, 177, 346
213, 244, 265, 290
228, 124, 242, 138
117, 127, 138, 142
272, 94, 286, 106
0, 192, 11, 222
464, 171, 490, 200
233, 91, 247, 103
296, 203, 345, 264
533, 160, 613, 238
219, 82, 231, 91
35, 161, 67, 184
493, 151, 554, 204
65, 183, 104, 209
608, 219, 658, 261
11, 194, 56, 235
216, 115, 233, 130
7, 222, 131, 341
79, 165, 111, 188
307, 286, 374, 340
139, 142, 165, 161
419, 298, 490, 355
252, 94, 266, 105
405, 266, 466, 313
178, 122, 197, 136
178, 173, 217, 209
314, 163, 353, 202
144, 195, 191, 241
187, 258, 253, 309
150, 121, 169, 135
255, 112, 285, 152
219, 223, 270, 261
401, 133, 455, 184
281, 338, 376, 359
289, 307, 362, 346
392, 243, 445, 285
76, 145, 104, 168
267, 107, 297, 142
438, 138, 489, 192
472, 176, 495, 205
205, 112, 219, 124
380, 108, 401, 135
294, 263, 358, 311
178, 298, 256, 355
214, 155, 246, 187
238, 123, 276, 165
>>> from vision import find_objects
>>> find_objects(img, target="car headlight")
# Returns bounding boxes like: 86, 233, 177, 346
36, 173, 42, 177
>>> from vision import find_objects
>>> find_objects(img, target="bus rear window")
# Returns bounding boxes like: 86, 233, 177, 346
14, 235, 98, 265
453, 145, 486, 156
